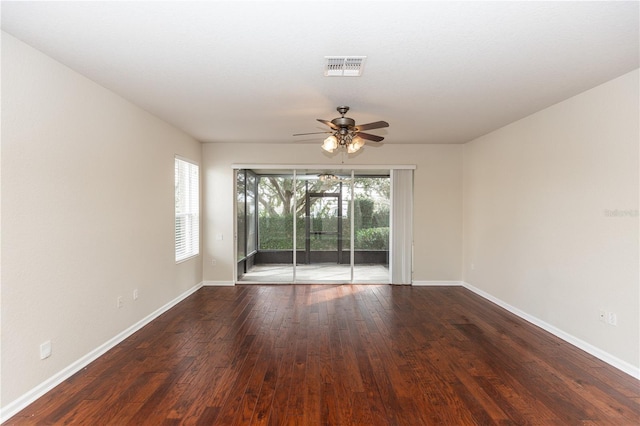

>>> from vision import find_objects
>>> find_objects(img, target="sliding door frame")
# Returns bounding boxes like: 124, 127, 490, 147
232, 164, 415, 284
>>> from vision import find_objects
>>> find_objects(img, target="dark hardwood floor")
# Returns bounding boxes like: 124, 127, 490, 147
7, 285, 640, 425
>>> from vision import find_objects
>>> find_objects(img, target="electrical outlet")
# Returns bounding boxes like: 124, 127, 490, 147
607, 312, 617, 326
599, 309, 606, 322
40, 340, 52, 359
133, 289, 139, 300
211, 258, 217, 266
117, 296, 123, 309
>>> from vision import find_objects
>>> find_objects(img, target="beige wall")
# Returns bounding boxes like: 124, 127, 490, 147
463, 69, 639, 369
1, 33, 202, 407
202, 143, 463, 283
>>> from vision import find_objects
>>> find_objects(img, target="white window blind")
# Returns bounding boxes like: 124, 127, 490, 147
175, 157, 199, 262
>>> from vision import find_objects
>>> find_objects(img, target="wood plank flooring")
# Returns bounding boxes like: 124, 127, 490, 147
6, 285, 640, 425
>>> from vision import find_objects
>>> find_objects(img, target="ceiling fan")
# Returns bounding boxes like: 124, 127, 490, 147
293, 106, 389, 153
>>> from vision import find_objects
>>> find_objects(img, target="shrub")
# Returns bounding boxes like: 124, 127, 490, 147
356, 227, 389, 250
372, 206, 389, 228
259, 216, 389, 251
353, 198, 374, 229
258, 215, 300, 249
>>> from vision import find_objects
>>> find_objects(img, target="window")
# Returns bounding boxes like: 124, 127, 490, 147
175, 157, 199, 262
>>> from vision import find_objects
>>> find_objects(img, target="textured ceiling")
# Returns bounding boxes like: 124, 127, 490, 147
1, 1, 638, 144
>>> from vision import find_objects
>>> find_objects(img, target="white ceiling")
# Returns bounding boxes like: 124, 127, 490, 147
1, 1, 638, 145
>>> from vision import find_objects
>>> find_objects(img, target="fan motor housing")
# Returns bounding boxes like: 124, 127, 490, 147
331, 116, 356, 129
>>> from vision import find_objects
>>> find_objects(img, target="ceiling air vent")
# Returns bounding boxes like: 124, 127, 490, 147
324, 56, 366, 77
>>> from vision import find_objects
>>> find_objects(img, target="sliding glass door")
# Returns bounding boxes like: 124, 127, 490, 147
235, 167, 405, 284
352, 176, 390, 282
249, 171, 296, 282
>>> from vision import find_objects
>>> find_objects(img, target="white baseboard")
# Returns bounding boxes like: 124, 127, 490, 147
202, 280, 235, 286
412, 280, 463, 286
462, 281, 640, 380
0, 282, 204, 424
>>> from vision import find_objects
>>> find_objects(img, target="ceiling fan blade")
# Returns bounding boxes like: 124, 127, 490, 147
355, 121, 389, 132
317, 118, 339, 130
293, 131, 332, 136
356, 132, 384, 142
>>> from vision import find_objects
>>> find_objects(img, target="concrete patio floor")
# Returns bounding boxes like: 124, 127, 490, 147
238, 263, 389, 284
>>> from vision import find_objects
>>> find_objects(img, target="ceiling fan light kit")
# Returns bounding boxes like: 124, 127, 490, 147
295, 105, 389, 155
321, 135, 339, 152
347, 136, 365, 153
318, 173, 339, 182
